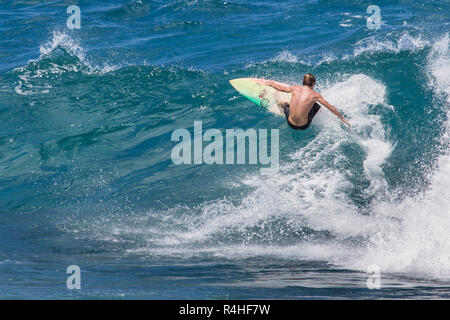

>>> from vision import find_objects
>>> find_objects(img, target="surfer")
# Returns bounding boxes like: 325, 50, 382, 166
258, 74, 350, 130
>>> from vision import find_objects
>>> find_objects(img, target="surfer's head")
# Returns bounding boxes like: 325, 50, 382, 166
303, 73, 316, 88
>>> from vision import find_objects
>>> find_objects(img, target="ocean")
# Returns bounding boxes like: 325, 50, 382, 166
0, 0, 449, 299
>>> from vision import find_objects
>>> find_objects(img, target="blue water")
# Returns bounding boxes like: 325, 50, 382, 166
1, 0, 449, 299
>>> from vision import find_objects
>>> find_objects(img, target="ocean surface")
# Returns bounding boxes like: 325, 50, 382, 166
0, 0, 449, 299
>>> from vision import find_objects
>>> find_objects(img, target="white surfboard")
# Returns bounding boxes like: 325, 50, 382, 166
229, 78, 291, 117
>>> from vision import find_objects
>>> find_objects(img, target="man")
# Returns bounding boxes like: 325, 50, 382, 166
258, 74, 350, 130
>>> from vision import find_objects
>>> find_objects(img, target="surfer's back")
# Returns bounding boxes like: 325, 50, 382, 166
288, 85, 319, 126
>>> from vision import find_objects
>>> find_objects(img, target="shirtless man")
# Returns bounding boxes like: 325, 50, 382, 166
258, 74, 350, 130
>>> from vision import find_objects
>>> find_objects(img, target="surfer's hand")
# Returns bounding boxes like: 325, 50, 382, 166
342, 118, 351, 126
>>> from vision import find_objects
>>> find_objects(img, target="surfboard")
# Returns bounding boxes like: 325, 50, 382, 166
229, 78, 291, 117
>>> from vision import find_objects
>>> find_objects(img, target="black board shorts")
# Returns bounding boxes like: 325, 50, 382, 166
283, 103, 321, 130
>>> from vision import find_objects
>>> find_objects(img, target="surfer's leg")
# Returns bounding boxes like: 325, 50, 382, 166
283, 103, 290, 118
305, 103, 321, 126
308, 102, 320, 121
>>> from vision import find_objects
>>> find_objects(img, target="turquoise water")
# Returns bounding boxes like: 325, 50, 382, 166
0, 0, 449, 299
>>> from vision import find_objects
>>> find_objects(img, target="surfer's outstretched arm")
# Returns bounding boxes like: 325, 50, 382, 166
256, 79, 292, 93
316, 94, 350, 126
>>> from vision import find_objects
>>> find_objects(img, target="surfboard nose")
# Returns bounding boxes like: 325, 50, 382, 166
229, 78, 246, 90
229, 78, 239, 88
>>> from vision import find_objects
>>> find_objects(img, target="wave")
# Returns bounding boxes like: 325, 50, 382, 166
68, 73, 395, 268
353, 32, 430, 56
104, 0, 152, 21
158, 73, 392, 241
8, 26, 449, 280
429, 34, 450, 103
11, 31, 120, 96
101, 36, 450, 281
351, 34, 450, 279
268, 32, 431, 67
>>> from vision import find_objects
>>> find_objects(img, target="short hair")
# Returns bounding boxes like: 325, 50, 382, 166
303, 73, 316, 87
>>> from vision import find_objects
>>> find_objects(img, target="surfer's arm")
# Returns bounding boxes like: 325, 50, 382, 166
316, 94, 350, 126
257, 79, 292, 93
